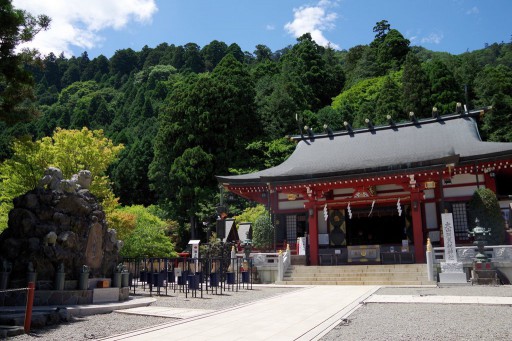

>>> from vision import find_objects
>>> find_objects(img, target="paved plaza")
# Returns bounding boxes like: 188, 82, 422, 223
5, 284, 512, 340
95, 285, 512, 341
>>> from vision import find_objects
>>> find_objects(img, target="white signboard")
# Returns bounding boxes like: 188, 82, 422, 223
441, 213, 457, 263
188, 240, 200, 259
297, 237, 306, 255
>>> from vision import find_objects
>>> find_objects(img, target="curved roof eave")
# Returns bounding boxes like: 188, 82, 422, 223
217, 113, 512, 186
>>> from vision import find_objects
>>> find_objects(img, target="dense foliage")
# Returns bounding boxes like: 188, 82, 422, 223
115, 205, 178, 258
0, 0, 50, 125
468, 188, 506, 245
252, 214, 274, 251
0, 128, 123, 230
2, 5, 512, 250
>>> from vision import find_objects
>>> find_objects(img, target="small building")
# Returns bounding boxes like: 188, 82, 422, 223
217, 108, 512, 265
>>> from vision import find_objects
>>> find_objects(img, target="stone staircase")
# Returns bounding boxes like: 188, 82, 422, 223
276, 264, 435, 286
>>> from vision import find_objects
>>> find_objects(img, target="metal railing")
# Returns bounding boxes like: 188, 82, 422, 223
0, 283, 35, 334
122, 256, 254, 298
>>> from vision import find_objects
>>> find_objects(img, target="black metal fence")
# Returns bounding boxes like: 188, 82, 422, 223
122, 256, 254, 298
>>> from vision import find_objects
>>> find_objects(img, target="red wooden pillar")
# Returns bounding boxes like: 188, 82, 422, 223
308, 205, 319, 265
483, 173, 497, 193
411, 190, 425, 263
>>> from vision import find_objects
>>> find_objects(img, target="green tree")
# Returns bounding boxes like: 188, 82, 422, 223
116, 205, 177, 258
110, 48, 138, 76
402, 52, 430, 117
242, 137, 295, 173
468, 188, 506, 245
201, 40, 228, 71
111, 136, 155, 206
280, 33, 344, 111
226, 43, 244, 63
474, 64, 512, 142
454, 52, 482, 108
425, 58, 462, 114
372, 20, 391, 45
375, 75, 403, 123
60, 63, 80, 88
170, 146, 214, 239
234, 205, 266, 225
332, 72, 402, 127
0, 0, 50, 125
252, 213, 274, 251
376, 29, 410, 71
0, 127, 123, 231
254, 44, 272, 62
182, 43, 204, 73
316, 106, 344, 131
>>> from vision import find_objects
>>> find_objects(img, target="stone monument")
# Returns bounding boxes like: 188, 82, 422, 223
438, 213, 468, 284
0, 168, 121, 289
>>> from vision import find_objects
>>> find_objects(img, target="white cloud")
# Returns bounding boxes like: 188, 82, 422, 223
12, 0, 158, 56
466, 6, 479, 15
284, 0, 340, 49
266, 24, 276, 31
421, 33, 444, 45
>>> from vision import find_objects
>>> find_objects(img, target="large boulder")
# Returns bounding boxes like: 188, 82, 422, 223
0, 186, 121, 286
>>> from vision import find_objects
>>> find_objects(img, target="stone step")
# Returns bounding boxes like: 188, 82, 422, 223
281, 264, 431, 286
288, 265, 426, 272
290, 255, 307, 266
289, 267, 427, 274
284, 274, 427, 281
276, 280, 436, 286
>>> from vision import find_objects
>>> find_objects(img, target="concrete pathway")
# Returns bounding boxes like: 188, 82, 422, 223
99, 285, 380, 341
116, 306, 215, 319
367, 294, 512, 305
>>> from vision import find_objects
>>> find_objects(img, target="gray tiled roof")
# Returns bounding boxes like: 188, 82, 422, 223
217, 115, 512, 185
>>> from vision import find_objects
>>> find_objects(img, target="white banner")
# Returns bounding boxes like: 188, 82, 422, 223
297, 237, 306, 255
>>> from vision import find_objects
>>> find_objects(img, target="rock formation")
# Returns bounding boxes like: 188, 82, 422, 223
0, 169, 121, 288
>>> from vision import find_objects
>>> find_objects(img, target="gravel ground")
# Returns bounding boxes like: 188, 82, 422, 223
8, 285, 512, 341
321, 285, 512, 341
9, 285, 299, 341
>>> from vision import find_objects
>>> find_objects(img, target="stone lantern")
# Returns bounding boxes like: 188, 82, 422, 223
468, 218, 497, 284
467, 218, 491, 262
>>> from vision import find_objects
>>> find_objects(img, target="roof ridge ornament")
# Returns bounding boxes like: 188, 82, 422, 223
432, 107, 439, 119
386, 114, 395, 126
456, 102, 463, 115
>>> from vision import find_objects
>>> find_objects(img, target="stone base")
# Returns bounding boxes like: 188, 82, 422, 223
93, 288, 119, 303
120, 287, 130, 301
0, 290, 93, 306
439, 272, 468, 284
471, 269, 498, 285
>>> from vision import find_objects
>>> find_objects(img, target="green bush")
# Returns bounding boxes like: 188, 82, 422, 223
116, 205, 178, 258
468, 188, 506, 245
252, 214, 274, 251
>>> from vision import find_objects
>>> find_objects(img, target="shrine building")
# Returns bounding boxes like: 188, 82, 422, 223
216, 108, 512, 265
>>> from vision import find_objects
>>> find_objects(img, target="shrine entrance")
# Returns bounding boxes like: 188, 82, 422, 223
345, 206, 410, 246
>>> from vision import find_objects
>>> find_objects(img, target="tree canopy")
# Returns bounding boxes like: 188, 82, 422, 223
1, 18, 511, 249
0, 127, 123, 231
0, 0, 50, 125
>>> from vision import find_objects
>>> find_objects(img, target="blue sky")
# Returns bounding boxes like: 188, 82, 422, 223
13, 0, 512, 58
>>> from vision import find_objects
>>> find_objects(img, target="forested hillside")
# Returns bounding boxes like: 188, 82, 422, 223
1, 18, 512, 248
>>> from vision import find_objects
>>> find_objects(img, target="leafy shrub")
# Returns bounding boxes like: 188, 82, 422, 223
252, 214, 274, 251
468, 188, 506, 245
